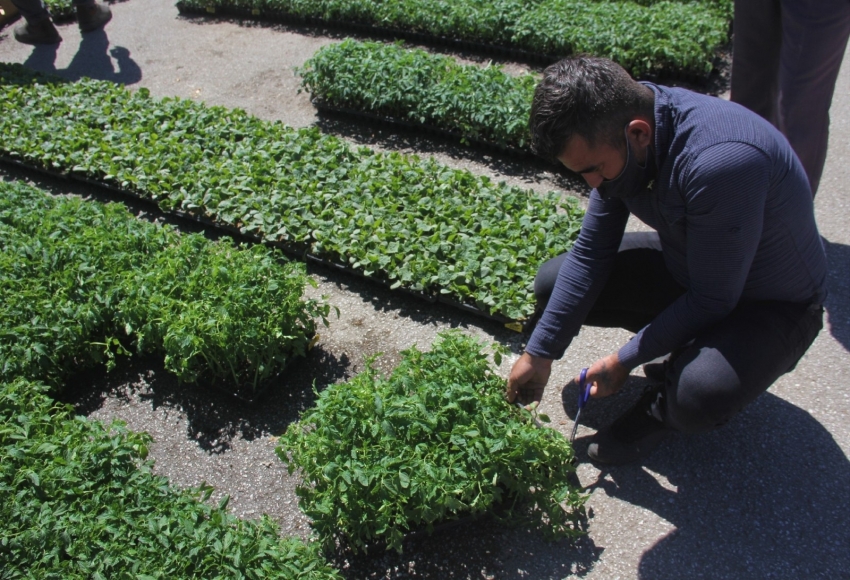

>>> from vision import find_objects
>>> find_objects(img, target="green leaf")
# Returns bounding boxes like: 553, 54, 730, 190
277, 330, 585, 554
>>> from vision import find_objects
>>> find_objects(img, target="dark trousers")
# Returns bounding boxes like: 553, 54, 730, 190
730, 0, 850, 197
534, 232, 824, 433
11, 0, 90, 23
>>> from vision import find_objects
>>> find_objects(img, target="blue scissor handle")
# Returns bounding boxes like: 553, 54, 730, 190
578, 367, 591, 409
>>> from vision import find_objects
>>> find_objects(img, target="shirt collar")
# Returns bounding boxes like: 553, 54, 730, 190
640, 81, 674, 172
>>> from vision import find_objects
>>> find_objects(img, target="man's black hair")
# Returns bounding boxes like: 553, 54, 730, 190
530, 55, 654, 163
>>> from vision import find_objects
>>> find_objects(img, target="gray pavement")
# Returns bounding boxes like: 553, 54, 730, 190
1, 2, 849, 578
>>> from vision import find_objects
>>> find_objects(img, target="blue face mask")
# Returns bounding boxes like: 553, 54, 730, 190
596, 130, 656, 200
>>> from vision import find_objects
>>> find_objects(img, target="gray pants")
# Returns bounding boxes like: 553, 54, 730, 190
730, 0, 850, 197
11, 0, 90, 22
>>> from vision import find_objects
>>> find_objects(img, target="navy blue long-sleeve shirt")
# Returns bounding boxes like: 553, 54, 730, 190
524, 83, 828, 369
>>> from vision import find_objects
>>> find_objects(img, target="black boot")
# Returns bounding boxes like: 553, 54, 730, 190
587, 384, 670, 465
76, 1, 112, 32
14, 18, 62, 45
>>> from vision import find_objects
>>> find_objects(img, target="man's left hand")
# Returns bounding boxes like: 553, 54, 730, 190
582, 353, 630, 398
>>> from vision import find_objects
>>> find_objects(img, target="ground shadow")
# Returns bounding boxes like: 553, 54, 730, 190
570, 392, 849, 579
307, 259, 526, 350
21, 28, 141, 84
334, 514, 601, 579
561, 375, 653, 426
61, 344, 350, 453
822, 238, 850, 352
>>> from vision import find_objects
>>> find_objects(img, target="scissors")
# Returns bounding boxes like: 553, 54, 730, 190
570, 367, 591, 444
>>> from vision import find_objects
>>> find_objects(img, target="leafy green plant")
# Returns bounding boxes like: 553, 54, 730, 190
42, 0, 79, 18
278, 330, 586, 553
41, 0, 122, 21
0, 179, 330, 396
0, 377, 342, 579
118, 238, 330, 391
299, 39, 537, 152
176, 0, 732, 79
0, 63, 584, 321
0, 180, 173, 387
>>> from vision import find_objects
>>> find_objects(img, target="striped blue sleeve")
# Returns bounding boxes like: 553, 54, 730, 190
524, 192, 629, 360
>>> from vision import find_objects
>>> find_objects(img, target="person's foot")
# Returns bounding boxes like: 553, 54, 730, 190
587, 384, 670, 465
13, 18, 62, 45
76, 1, 112, 32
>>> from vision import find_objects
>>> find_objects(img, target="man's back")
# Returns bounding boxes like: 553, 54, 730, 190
626, 83, 827, 307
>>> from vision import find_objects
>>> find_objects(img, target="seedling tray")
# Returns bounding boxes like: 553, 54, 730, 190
311, 99, 530, 159
176, 4, 559, 66
176, 3, 715, 85
331, 492, 519, 557
0, 155, 521, 331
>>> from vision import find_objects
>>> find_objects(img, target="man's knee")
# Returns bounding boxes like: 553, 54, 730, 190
533, 253, 567, 304
664, 349, 743, 434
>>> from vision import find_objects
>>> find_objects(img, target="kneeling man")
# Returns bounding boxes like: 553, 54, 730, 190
507, 55, 827, 464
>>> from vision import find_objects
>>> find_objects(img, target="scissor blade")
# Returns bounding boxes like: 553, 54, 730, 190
570, 407, 583, 443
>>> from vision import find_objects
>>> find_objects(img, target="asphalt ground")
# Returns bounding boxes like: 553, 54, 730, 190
1, 2, 849, 578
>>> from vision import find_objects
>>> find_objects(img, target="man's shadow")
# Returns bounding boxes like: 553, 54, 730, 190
22, 28, 141, 84
823, 238, 850, 352
565, 386, 850, 579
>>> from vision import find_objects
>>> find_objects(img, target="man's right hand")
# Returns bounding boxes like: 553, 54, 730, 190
506, 352, 553, 409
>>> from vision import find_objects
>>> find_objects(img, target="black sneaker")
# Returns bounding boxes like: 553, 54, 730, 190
587, 385, 670, 465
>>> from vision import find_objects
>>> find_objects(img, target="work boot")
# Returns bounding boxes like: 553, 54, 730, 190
76, 1, 112, 32
14, 18, 62, 45
587, 384, 670, 465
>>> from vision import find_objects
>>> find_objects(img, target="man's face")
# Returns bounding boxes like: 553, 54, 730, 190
556, 120, 653, 190
556, 134, 626, 189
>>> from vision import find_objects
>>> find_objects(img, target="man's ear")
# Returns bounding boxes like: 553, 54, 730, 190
627, 119, 653, 149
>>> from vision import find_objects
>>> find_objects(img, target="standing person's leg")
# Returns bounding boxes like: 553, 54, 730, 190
10, 0, 61, 44
10, 0, 48, 21
730, 0, 783, 125
777, 0, 850, 196
72, 0, 111, 33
